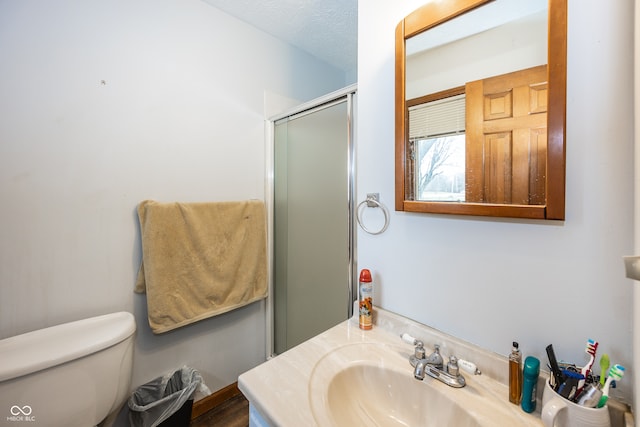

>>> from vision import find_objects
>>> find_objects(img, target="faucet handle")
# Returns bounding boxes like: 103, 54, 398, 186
458, 359, 481, 375
447, 356, 460, 376
401, 333, 421, 346
401, 333, 426, 359
415, 342, 425, 360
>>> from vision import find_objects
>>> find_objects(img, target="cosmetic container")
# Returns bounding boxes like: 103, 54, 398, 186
521, 356, 540, 413
509, 341, 522, 404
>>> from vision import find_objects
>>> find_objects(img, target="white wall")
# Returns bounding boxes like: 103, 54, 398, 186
358, 0, 635, 404
407, 10, 547, 99
0, 0, 346, 394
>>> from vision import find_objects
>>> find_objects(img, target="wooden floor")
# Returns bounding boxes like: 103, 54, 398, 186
190, 393, 250, 427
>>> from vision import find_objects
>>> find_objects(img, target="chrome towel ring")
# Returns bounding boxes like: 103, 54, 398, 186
356, 194, 390, 235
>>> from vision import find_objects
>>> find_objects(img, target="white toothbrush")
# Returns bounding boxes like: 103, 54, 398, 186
578, 339, 598, 390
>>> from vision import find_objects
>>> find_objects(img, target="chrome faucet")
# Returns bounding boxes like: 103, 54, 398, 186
402, 334, 466, 388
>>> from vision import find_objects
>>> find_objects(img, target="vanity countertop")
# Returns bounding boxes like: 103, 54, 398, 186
238, 307, 552, 426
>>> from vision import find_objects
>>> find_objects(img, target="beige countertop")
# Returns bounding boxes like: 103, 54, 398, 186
238, 307, 632, 427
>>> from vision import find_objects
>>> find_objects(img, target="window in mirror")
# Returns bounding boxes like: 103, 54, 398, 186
415, 134, 466, 202
408, 92, 466, 202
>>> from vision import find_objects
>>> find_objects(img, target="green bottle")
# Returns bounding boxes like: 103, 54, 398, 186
521, 356, 540, 413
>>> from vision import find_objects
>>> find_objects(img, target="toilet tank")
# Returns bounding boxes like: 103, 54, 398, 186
0, 312, 136, 427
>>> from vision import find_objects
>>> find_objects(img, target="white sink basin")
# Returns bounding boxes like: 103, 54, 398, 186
309, 343, 482, 427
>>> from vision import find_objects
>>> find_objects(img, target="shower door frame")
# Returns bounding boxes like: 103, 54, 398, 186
265, 84, 357, 358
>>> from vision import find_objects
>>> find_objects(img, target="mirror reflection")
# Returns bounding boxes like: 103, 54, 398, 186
407, 0, 546, 204
395, 0, 567, 219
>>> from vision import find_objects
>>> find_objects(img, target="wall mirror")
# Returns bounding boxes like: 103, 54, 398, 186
395, 0, 567, 219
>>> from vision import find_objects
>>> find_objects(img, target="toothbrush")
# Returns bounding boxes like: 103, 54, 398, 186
599, 353, 610, 387
578, 339, 598, 390
597, 364, 625, 408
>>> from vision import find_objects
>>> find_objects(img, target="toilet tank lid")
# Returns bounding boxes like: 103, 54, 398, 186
0, 312, 136, 382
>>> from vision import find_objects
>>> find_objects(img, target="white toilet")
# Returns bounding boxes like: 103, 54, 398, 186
0, 311, 136, 427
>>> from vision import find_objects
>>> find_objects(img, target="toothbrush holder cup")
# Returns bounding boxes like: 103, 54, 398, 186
541, 380, 611, 427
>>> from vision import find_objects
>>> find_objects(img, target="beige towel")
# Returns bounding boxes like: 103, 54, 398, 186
135, 200, 267, 334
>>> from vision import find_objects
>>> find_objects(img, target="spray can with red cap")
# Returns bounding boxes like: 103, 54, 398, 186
358, 269, 373, 330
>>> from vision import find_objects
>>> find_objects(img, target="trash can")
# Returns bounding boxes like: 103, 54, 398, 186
128, 366, 207, 427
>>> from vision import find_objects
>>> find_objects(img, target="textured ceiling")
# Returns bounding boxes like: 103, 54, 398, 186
200, 0, 357, 73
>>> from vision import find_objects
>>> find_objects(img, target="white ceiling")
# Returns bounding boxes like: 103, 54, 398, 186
200, 0, 357, 73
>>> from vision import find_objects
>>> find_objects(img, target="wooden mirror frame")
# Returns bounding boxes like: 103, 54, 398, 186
395, 0, 567, 220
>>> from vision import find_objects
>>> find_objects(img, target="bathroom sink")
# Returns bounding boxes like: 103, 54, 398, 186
308, 343, 482, 427
240, 308, 565, 427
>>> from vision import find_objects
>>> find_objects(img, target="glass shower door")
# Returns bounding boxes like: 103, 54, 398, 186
273, 98, 351, 354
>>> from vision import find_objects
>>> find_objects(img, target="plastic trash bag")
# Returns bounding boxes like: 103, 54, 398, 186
128, 366, 211, 427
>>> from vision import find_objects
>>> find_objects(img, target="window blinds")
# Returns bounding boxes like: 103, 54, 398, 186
408, 94, 465, 140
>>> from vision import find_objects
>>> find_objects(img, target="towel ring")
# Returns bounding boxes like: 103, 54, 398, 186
356, 196, 390, 235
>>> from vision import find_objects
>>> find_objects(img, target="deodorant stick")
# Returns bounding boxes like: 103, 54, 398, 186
521, 356, 540, 413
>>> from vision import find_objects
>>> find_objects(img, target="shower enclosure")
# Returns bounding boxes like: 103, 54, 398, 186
270, 85, 356, 355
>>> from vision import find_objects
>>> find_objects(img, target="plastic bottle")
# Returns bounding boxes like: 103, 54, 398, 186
358, 269, 373, 330
521, 356, 540, 413
509, 341, 522, 404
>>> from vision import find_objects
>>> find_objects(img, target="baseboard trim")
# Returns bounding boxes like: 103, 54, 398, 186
191, 382, 242, 420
